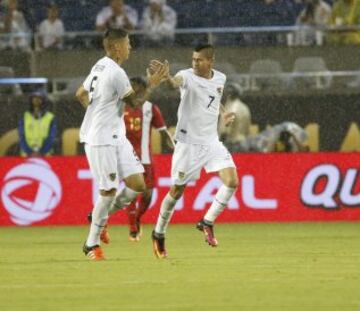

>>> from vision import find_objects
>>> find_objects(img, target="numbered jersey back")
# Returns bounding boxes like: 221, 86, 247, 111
79, 56, 133, 146
174, 68, 226, 145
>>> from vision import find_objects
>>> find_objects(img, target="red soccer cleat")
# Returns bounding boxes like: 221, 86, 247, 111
196, 220, 218, 247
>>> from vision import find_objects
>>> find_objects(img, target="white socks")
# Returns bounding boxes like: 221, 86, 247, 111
108, 187, 142, 215
204, 185, 236, 224
86, 195, 113, 247
154, 193, 178, 235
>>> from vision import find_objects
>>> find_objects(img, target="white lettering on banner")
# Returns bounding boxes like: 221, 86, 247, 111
242, 176, 278, 209
301, 165, 360, 208
158, 178, 196, 210
76, 171, 278, 211
1, 159, 62, 225
194, 177, 239, 210
340, 169, 360, 206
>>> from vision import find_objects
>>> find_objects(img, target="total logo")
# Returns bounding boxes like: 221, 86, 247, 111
1, 159, 62, 225
301, 164, 360, 209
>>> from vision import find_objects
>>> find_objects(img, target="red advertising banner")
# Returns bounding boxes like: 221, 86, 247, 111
0, 153, 359, 226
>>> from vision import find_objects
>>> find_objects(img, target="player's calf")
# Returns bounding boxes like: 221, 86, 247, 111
87, 212, 110, 244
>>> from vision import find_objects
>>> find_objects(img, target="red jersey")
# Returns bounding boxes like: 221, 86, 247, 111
124, 101, 166, 164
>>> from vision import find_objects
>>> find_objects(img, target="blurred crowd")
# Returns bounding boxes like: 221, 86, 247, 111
0, 0, 360, 51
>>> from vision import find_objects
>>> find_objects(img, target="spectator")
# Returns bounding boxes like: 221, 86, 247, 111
96, 0, 138, 32
295, 0, 332, 45
0, 0, 31, 51
328, 0, 360, 44
18, 92, 57, 157
219, 82, 251, 152
38, 4, 65, 50
141, 0, 177, 46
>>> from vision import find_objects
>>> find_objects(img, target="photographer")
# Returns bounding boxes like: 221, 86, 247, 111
250, 122, 309, 153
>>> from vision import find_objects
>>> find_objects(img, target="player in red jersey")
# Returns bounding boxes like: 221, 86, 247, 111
124, 77, 174, 241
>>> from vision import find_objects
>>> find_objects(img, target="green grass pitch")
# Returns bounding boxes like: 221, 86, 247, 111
1, 223, 360, 311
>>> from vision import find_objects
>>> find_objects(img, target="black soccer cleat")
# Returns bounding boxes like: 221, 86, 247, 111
151, 230, 167, 259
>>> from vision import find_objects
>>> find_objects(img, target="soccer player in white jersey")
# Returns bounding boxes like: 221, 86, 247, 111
151, 44, 239, 258
75, 28, 168, 261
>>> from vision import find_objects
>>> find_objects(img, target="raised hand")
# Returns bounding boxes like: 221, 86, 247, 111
147, 60, 170, 87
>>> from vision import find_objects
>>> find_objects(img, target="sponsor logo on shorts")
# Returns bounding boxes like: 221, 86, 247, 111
178, 171, 185, 179
109, 173, 116, 181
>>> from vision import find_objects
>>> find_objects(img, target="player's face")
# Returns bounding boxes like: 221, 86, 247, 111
115, 35, 131, 61
133, 84, 145, 98
192, 52, 213, 77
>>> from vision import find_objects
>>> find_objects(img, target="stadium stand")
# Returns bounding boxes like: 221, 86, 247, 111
20, 0, 336, 31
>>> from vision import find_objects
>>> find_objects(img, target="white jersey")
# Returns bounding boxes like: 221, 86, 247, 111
174, 68, 226, 145
80, 56, 133, 146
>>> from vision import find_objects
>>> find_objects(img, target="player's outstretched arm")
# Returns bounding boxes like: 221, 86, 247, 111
168, 75, 183, 89
123, 61, 169, 106
75, 86, 90, 109
149, 59, 183, 88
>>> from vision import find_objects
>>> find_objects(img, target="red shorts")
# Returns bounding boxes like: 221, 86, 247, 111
143, 164, 155, 189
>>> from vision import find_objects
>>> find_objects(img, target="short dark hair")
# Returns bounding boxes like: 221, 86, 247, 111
130, 76, 147, 89
103, 28, 128, 41
194, 43, 215, 58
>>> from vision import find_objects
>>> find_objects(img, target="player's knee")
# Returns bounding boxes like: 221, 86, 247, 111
133, 180, 146, 193
169, 185, 185, 200
224, 176, 239, 189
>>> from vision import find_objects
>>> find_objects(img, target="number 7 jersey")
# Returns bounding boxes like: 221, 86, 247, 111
174, 68, 226, 145
79, 56, 133, 146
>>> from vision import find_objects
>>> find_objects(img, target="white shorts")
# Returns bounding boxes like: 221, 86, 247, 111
171, 140, 236, 185
85, 139, 144, 191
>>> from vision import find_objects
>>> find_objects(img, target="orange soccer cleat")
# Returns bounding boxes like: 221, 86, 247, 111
83, 244, 106, 261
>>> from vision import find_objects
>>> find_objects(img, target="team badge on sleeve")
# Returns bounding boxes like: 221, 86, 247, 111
217, 87, 223, 95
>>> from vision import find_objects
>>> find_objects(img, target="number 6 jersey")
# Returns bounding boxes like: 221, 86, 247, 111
174, 68, 226, 145
80, 56, 133, 146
